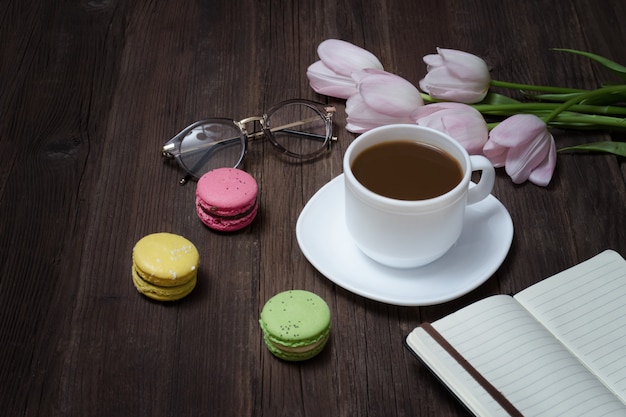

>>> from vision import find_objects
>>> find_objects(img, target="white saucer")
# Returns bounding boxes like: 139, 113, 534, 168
296, 175, 513, 306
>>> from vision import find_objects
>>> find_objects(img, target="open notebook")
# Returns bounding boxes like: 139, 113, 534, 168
405, 250, 626, 417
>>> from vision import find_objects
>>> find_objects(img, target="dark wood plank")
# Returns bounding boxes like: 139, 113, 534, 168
1, 0, 625, 416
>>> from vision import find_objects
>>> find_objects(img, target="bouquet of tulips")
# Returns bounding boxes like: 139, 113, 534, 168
306, 39, 626, 186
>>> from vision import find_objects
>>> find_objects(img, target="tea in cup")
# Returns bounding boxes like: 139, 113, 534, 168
343, 124, 495, 268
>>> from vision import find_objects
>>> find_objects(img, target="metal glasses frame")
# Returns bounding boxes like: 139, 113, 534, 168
162, 99, 336, 184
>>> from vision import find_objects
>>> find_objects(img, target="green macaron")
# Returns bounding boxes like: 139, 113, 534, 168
259, 290, 331, 361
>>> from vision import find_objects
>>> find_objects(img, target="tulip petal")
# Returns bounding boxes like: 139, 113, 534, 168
483, 113, 555, 185
441, 117, 488, 154
488, 114, 547, 147
415, 102, 488, 154
419, 48, 491, 103
356, 69, 423, 116
307, 60, 358, 99
436, 48, 491, 84
419, 75, 487, 103
345, 94, 415, 133
317, 39, 383, 76
528, 140, 557, 186
422, 53, 444, 68
482, 140, 507, 167
504, 129, 554, 184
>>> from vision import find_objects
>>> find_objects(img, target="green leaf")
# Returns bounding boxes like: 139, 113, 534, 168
478, 92, 521, 105
579, 89, 626, 105
522, 89, 626, 104
558, 141, 626, 157
553, 48, 626, 81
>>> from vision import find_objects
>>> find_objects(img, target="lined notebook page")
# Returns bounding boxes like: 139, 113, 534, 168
515, 250, 626, 402
428, 294, 626, 416
407, 326, 512, 417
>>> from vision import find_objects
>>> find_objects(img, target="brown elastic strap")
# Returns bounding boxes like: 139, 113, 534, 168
421, 323, 524, 417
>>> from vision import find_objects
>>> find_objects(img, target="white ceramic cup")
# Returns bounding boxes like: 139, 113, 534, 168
343, 124, 495, 268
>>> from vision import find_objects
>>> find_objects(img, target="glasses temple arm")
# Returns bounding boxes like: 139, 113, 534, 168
251, 114, 337, 142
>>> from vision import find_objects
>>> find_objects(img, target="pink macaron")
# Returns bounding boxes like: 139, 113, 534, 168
195, 168, 259, 232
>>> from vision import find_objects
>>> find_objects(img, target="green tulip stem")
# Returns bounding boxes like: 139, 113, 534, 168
473, 103, 626, 117
486, 113, 626, 131
489, 79, 587, 94
542, 85, 626, 124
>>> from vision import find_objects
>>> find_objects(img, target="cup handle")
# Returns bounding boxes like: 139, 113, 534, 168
467, 155, 495, 205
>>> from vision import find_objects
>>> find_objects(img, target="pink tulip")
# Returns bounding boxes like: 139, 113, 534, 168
345, 68, 424, 133
307, 39, 384, 99
415, 102, 488, 154
419, 48, 491, 103
483, 114, 557, 186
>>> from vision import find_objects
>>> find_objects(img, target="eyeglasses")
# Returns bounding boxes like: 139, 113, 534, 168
162, 99, 337, 184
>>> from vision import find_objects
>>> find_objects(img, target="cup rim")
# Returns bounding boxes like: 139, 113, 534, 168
343, 124, 472, 208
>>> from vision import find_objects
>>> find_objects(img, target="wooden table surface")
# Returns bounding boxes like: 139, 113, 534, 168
2, 0, 625, 416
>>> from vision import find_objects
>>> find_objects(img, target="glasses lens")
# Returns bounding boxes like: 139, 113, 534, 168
178, 120, 245, 178
265, 102, 330, 159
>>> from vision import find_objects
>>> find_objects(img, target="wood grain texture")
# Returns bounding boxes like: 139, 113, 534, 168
1, 0, 624, 416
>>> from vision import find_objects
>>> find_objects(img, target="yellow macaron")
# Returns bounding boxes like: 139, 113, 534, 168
131, 232, 199, 301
